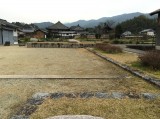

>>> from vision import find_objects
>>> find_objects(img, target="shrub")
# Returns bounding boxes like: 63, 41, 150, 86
129, 41, 133, 44
139, 50, 160, 70
112, 40, 120, 44
95, 34, 101, 39
20, 38, 30, 42
95, 43, 122, 53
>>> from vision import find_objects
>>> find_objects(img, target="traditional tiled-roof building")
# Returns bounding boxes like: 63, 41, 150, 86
0, 19, 18, 45
47, 21, 76, 38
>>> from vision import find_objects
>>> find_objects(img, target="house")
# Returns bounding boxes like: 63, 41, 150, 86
47, 21, 75, 38
22, 29, 35, 38
121, 31, 132, 37
70, 25, 85, 35
70, 24, 89, 38
139, 29, 155, 36
32, 29, 47, 39
0, 19, 18, 45
12, 22, 47, 39
150, 9, 160, 50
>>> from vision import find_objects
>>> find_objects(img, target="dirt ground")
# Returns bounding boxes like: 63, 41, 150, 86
0, 46, 129, 76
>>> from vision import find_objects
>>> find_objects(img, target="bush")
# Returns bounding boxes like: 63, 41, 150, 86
129, 41, 133, 44
112, 40, 120, 44
95, 34, 101, 39
139, 50, 160, 70
95, 43, 122, 53
20, 38, 30, 42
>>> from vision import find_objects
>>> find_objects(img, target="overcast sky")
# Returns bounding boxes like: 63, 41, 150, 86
0, 0, 159, 23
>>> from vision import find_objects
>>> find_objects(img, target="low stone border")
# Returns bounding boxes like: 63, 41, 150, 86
27, 42, 95, 48
86, 48, 160, 88
11, 92, 160, 119
47, 115, 104, 119
0, 75, 123, 79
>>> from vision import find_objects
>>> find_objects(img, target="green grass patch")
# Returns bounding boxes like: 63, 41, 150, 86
131, 61, 160, 79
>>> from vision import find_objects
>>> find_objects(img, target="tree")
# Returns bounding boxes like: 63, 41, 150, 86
115, 24, 123, 38
94, 20, 115, 39
95, 24, 103, 39
119, 15, 157, 34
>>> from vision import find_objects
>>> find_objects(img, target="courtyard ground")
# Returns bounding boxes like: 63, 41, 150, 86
0, 46, 128, 76
0, 46, 159, 119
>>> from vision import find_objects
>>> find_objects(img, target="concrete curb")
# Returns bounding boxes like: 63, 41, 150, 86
0, 75, 123, 79
86, 48, 160, 88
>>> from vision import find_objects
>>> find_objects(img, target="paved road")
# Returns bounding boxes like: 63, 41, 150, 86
114, 44, 146, 54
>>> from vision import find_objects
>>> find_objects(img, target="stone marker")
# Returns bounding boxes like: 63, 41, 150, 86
46, 115, 104, 119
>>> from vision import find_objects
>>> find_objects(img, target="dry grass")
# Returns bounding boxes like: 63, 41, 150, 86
31, 98, 160, 119
0, 78, 159, 119
95, 49, 160, 79
102, 51, 138, 66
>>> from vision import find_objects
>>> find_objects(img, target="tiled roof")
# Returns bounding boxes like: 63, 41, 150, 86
150, 9, 160, 15
0, 19, 18, 29
47, 21, 69, 30
70, 25, 84, 31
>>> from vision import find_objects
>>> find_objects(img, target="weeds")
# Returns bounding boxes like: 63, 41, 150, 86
95, 43, 122, 53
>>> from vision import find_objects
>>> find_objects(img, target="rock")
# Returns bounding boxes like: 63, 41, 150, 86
16, 105, 37, 116
65, 93, 78, 98
142, 93, 157, 100
27, 98, 43, 105
95, 92, 111, 98
127, 92, 140, 99
50, 93, 64, 99
46, 115, 104, 119
10, 115, 29, 119
32, 92, 50, 100
111, 92, 125, 99
80, 92, 94, 98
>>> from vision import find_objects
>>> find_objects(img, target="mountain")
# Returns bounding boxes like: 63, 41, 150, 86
33, 12, 157, 29
33, 22, 54, 29
65, 12, 157, 28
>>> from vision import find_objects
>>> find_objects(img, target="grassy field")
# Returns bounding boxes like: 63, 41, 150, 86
0, 78, 159, 119
31, 98, 160, 119
95, 49, 160, 79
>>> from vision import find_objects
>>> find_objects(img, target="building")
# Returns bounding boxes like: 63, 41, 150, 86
32, 29, 47, 39
0, 19, 18, 45
121, 31, 132, 37
70, 25, 85, 35
150, 9, 160, 50
139, 29, 155, 36
47, 21, 74, 38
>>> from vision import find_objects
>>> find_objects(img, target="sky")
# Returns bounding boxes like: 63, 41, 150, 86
0, 0, 159, 23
